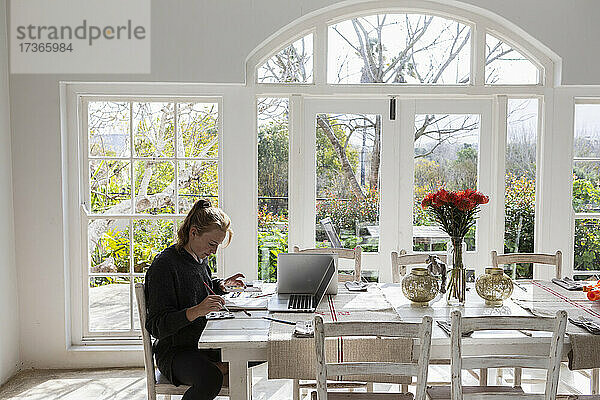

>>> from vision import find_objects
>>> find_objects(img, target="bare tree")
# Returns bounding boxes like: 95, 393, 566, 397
257, 14, 526, 201
257, 36, 312, 83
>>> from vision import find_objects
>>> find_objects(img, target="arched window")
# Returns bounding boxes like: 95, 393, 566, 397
328, 13, 471, 84
257, 34, 313, 83
485, 33, 539, 84
249, 2, 557, 282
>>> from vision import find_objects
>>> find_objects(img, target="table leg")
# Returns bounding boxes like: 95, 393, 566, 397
293, 379, 300, 400
221, 348, 266, 400
479, 368, 488, 386
592, 368, 599, 395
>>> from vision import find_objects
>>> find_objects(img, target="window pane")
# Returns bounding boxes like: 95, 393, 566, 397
89, 219, 130, 274
573, 161, 600, 213
133, 102, 175, 157
177, 102, 219, 158
485, 34, 539, 85
134, 161, 175, 214
257, 98, 289, 282
88, 101, 130, 157
328, 14, 470, 84
133, 219, 175, 274
413, 114, 480, 251
89, 160, 131, 214
574, 104, 600, 158
89, 277, 131, 331
178, 160, 219, 213
257, 34, 313, 83
504, 99, 538, 278
574, 219, 600, 272
316, 113, 381, 252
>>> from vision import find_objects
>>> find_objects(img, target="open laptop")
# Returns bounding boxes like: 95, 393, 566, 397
267, 253, 336, 312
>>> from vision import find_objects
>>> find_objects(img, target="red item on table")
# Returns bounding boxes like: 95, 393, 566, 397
587, 290, 600, 301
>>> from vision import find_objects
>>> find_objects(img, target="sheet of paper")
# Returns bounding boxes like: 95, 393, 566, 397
224, 292, 269, 310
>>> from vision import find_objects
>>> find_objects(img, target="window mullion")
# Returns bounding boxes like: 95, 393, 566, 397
471, 24, 485, 86
174, 103, 179, 215
313, 24, 327, 85
494, 95, 508, 255
130, 102, 135, 214
129, 218, 134, 331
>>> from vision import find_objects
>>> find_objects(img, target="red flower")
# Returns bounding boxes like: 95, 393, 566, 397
432, 189, 449, 207
456, 196, 476, 211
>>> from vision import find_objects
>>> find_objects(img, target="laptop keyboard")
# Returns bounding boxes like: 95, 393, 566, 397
288, 294, 312, 310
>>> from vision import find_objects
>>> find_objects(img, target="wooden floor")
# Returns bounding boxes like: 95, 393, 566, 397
0, 363, 594, 399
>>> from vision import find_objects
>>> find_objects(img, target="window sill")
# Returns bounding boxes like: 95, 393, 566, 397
68, 341, 143, 352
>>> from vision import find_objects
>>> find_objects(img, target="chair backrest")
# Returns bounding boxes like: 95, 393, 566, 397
292, 245, 362, 282
391, 249, 447, 283
314, 316, 433, 400
491, 250, 562, 279
134, 283, 158, 400
319, 217, 343, 249
450, 309, 567, 400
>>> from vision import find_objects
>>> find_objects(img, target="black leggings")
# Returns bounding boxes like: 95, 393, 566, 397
171, 349, 224, 400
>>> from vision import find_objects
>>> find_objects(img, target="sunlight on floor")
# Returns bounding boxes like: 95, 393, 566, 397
0, 364, 593, 399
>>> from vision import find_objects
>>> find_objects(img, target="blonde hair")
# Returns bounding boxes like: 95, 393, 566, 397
176, 199, 233, 249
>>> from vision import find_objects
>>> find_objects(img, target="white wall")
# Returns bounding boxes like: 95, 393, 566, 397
8, 0, 600, 369
0, 0, 20, 385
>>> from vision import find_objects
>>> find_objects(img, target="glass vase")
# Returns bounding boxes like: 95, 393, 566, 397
447, 236, 466, 305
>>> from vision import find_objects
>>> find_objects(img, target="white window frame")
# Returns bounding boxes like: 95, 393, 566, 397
570, 96, 600, 277
296, 98, 393, 280
79, 96, 222, 340
62, 83, 258, 345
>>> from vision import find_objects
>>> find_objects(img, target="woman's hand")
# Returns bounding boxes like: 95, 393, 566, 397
223, 273, 246, 288
186, 295, 225, 321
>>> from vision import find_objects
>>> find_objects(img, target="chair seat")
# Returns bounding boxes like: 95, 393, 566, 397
299, 381, 370, 389
426, 385, 524, 399
311, 392, 413, 400
566, 397, 600, 400
155, 370, 184, 386
155, 369, 229, 395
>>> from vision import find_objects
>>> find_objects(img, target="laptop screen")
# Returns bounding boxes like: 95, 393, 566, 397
312, 259, 336, 307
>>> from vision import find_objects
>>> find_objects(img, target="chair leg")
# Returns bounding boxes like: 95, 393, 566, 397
367, 382, 374, 392
293, 379, 300, 400
480, 368, 488, 386
592, 368, 599, 395
401, 383, 408, 393
514, 367, 522, 387
496, 368, 504, 385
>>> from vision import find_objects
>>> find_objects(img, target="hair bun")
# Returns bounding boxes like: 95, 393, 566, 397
198, 199, 211, 209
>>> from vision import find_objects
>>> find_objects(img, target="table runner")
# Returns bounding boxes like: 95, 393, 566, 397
267, 284, 412, 383
512, 280, 600, 370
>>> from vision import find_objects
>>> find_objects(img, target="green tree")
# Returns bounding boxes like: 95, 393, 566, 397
258, 122, 289, 201
504, 174, 535, 278
448, 145, 477, 190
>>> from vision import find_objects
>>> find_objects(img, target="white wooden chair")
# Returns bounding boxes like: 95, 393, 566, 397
491, 250, 562, 280
391, 250, 447, 284
311, 316, 433, 400
293, 245, 362, 282
491, 250, 563, 387
134, 283, 229, 400
391, 251, 461, 388
292, 246, 366, 399
426, 309, 568, 400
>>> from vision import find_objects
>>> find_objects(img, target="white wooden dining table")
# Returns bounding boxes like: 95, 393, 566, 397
199, 281, 586, 400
